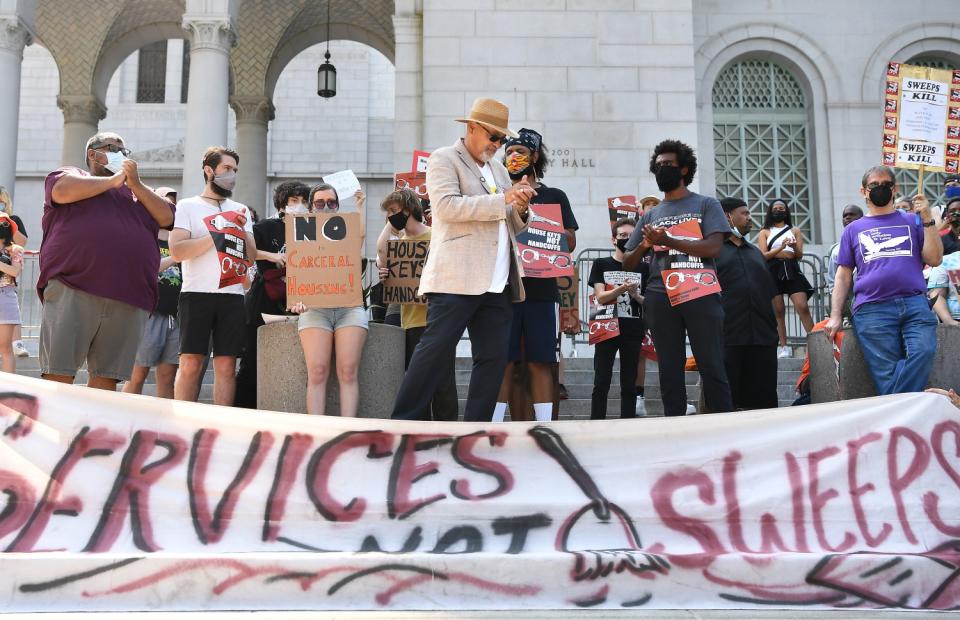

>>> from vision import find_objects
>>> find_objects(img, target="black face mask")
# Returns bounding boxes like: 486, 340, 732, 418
388, 211, 409, 231
771, 211, 787, 223
868, 184, 894, 207
655, 166, 683, 192
508, 166, 533, 182
615, 239, 628, 252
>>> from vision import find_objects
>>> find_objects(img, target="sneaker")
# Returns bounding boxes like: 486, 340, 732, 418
13, 341, 28, 358
558, 384, 569, 400
635, 396, 647, 417
685, 403, 696, 415
777, 345, 791, 359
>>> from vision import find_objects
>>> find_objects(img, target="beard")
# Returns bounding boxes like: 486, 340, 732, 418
210, 181, 233, 198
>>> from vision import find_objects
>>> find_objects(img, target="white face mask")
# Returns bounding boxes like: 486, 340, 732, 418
104, 151, 127, 174
286, 202, 308, 216
730, 227, 743, 239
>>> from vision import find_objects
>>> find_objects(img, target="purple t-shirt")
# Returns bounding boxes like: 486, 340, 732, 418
39, 167, 175, 312
836, 210, 926, 312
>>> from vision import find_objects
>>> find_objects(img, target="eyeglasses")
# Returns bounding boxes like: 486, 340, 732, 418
479, 125, 507, 145
92, 143, 131, 156
865, 181, 895, 191
311, 199, 339, 210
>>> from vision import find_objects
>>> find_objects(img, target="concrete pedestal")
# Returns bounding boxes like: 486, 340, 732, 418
809, 325, 960, 402
256, 320, 405, 417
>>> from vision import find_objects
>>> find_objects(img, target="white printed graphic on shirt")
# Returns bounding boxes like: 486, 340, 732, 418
857, 225, 913, 263
604, 271, 641, 319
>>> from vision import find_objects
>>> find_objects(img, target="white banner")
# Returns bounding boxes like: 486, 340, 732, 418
1, 373, 959, 611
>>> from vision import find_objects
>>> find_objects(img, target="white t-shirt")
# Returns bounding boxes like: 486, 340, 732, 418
767, 225, 796, 256
478, 161, 510, 293
173, 195, 253, 295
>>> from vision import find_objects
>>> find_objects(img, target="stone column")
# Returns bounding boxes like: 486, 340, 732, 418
392, 12, 423, 170
57, 95, 107, 169
180, 14, 235, 198
230, 95, 273, 214
0, 17, 31, 189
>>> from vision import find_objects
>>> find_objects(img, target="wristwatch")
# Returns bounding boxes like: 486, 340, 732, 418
922, 219, 936, 227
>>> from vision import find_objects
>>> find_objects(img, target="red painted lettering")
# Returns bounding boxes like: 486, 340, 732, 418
847, 432, 892, 547
306, 431, 393, 522
263, 433, 313, 542
388, 433, 453, 520
887, 426, 930, 545
923, 420, 960, 536
650, 468, 725, 568
808, 446, 855, 552
723, 451, 791, 554
450, 431, 514, 500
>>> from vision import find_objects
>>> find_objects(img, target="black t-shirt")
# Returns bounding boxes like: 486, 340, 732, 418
716, 238, 779, 346
10, 215, 26, 239
587, 256, 646, 340
156, 239, 181, 317
247, 216, 287, 319
522, 184, 579, 303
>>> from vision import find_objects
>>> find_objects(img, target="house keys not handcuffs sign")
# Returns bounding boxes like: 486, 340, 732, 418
514, 203, 572, 278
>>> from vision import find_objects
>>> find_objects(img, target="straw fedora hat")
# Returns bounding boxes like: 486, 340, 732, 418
455, 97, 519, 138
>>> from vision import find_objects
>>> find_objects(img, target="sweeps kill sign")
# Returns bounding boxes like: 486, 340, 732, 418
394, 172, 429, 202
203, 210, 251, 289
285, 212, 363, 309
383, 238, 429, 305
2, 374, 960, 611
515, 203, 572, 278
881, 61, 960, 174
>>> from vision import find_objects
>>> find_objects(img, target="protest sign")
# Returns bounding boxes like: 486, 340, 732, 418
588, 291, 618, 345
657, 218, 722, 307
557, 270, 580, 334
2, 373, 959, 612
607, 195, 638, 224
285, 212, 363, 309
882, 61, 960, 175
203, 210, 251, 288
322, 169, 362, 200
383, 238, 429, 305
394, 172, 429, 202
515, 203, 573, 278
412, 150, 431, 173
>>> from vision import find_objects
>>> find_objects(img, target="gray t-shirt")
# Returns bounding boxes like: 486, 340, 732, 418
625, 191, 731, 295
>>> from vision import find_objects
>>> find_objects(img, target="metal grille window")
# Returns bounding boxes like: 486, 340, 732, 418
894, 56, 953, 205
712, 59, 815, 240
136, 41, 167, 104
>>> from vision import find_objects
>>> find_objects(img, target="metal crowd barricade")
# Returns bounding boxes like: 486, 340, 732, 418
19, 251, 41, 338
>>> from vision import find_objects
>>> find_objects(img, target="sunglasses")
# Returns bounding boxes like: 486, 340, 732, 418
311, 199, 339, 210
865, 181, 895, 191
92, 143, 131, 156
479, 124, 507, 145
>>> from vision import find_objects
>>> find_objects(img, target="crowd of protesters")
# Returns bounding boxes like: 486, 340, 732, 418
26, 97, 957, 421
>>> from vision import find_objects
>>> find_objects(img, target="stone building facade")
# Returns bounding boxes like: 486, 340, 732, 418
1, 0, 958, 254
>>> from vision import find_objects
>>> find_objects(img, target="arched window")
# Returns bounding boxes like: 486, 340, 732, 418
712, 59, 815, 239
894, 55, 954, 205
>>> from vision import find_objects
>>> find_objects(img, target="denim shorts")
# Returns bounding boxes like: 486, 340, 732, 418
298, 306, 369, 332
0, 286, 20, 324
134, 313, 180, 367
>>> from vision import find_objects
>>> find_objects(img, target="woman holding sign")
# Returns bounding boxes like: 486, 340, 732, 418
291, 182, 367, 416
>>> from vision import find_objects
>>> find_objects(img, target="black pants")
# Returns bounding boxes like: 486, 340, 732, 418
724, 345, 778, 411
392, 291, 512, 422
405, 325, 459, 421
592, 335, 640, 419
645, 291, 733, 416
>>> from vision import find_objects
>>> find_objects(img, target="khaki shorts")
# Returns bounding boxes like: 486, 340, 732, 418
40, 279, 148, 381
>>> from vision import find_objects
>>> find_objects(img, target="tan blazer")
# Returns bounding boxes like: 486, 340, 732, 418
418, 139, 528, 301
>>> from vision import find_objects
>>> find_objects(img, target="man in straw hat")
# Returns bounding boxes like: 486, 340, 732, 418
391, 97, 535, 421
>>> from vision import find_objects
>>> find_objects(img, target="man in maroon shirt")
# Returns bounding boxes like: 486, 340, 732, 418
39, 131, 175, 390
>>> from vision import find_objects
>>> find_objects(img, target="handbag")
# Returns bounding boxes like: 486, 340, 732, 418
262, 268, 286, 304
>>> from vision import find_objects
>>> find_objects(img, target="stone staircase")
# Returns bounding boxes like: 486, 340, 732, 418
456, 355, 804, 419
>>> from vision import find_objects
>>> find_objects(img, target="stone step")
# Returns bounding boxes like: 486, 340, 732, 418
514, 382, 798, 401
459, 369, 802, 387
465, 397, 798, 420
455, 356, 806, 372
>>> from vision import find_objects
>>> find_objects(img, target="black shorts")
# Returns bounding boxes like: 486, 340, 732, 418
178, 292, 246, 357
508, 300, 560, 363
